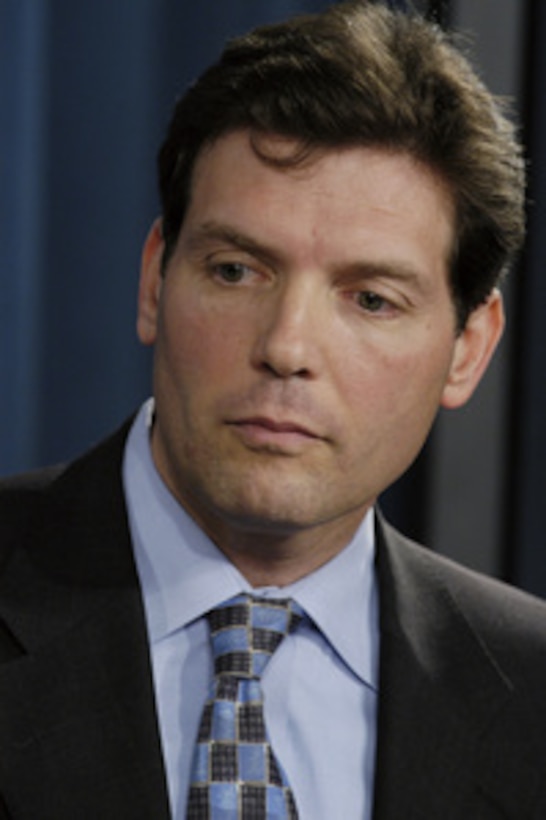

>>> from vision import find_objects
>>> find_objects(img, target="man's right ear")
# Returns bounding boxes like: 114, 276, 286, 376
137, 218, 165, 346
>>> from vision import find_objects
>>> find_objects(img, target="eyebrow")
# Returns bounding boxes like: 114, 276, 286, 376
184, 221, 284, 268
342, 261, 434, 295
184, 220, 440, 295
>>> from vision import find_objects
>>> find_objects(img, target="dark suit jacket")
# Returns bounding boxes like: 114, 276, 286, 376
1, 421, 546, 819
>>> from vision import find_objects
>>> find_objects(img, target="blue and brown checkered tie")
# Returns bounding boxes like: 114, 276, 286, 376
186, 593, 304, 819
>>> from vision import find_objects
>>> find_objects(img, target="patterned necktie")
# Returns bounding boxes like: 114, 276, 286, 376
186, 593, 304, 819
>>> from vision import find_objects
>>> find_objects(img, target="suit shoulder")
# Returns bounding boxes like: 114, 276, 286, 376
0, 466, 64, 562
0, 419, 132, 567
379, 518, 546, 657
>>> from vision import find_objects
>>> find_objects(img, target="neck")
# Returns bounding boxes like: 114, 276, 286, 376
192, 508, 372, 588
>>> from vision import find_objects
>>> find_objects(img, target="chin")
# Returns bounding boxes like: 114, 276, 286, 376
215, 493, 313, 533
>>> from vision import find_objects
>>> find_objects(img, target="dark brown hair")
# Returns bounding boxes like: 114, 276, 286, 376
158, 0, 525, 328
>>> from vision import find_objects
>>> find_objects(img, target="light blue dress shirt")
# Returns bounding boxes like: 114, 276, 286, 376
123, 400, 379, 819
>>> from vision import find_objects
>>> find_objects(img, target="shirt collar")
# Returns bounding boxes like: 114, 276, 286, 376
278, 513, 379, 691
123, 399, 379, 692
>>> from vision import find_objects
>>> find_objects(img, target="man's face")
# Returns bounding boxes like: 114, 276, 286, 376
138, 131, 502, 556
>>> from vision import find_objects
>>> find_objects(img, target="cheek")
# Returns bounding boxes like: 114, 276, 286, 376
338, 339, 453, 433
159, 295, 249, 386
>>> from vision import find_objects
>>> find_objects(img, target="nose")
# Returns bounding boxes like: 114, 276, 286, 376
252, 278, 322, 379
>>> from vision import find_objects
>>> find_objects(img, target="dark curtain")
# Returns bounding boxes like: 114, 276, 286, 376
506, 0, 546, 597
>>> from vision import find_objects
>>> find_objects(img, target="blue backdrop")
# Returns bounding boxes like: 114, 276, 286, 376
1, 1, 544, 595
0, 0, 338, 474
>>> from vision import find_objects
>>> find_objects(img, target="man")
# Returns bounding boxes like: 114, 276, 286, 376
1, 1, 546, 818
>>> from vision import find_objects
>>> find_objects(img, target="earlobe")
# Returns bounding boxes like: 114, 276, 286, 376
137, 218, 165, 346
441, 289, 505, 409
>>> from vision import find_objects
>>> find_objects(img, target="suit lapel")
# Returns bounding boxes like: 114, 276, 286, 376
0, 424, 171, 819
372, 518, 538, 819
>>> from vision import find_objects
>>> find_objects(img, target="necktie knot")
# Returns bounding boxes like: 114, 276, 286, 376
207, 593, 304, 679
187, 593, 303, 818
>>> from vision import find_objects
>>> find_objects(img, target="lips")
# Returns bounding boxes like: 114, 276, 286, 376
235, 416, 318, 437
228, 416, 322, 449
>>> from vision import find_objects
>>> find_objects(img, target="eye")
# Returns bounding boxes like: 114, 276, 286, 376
356, 290, 391, 313
213, 262, 251, 284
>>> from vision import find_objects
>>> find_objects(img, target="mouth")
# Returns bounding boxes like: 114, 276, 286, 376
227, 416, 322, 451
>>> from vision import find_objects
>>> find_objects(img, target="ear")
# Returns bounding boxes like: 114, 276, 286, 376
137, 218, 164, 346
441, 289, 505, 409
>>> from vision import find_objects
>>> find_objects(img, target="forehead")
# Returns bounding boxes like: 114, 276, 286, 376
183, 130, 456, 274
